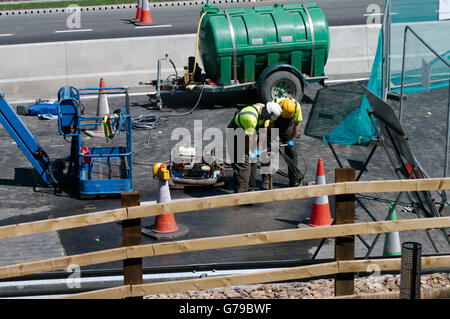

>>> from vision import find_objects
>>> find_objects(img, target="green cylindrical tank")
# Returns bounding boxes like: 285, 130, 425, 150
198, 2, 330, 86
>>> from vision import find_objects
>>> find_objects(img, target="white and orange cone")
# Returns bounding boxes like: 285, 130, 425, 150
134, 0, 153, 25
132, 0, 142, 22
85, 77, 110, 138
142, 163, 189, 240
308, 158, 333, 227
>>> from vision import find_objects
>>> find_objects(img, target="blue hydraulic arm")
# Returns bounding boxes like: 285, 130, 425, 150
0, 92, 55, 186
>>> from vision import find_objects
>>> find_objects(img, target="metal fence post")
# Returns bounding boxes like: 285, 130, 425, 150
334, 168, 355, 296
121, 191, 143, 299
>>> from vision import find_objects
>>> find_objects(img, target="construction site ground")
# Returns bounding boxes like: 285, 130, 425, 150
0, 79, 449, 275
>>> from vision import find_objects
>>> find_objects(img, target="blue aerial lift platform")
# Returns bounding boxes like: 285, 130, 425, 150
0, 92, 56, 187
0, 86, 133, 197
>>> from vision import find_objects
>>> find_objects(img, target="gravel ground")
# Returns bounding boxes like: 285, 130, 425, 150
144, 273, 449, 299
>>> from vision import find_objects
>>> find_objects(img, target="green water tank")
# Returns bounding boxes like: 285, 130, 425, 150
198, 2, 330, 87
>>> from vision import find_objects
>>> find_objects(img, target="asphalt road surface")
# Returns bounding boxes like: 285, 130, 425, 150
0, 0, 386, 45
0, 80, 448, 272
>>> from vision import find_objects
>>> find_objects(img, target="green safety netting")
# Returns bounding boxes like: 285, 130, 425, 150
322, 0, 450, 145
322, 29, 382, 145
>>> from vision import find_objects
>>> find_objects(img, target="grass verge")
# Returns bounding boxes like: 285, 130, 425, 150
0, 0, 182, 11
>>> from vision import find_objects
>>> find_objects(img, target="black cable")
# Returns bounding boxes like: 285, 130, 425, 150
131, 113, 168, 131
131, 84, 206, 166
131, 83, 206, 132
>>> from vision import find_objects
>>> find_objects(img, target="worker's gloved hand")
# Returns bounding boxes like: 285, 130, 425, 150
287, 139, 295, 148
249, 148, 261, 159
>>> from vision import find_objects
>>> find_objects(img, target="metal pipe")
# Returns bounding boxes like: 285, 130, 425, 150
303, 4, 315, 76
156, 57, 162, 100
391, 77, 450, 89
405, 26, 450, 68
382, 0, 390, 101
1, 259, 339, 298
0, 255, 447, 298
399, 25, 407, 123
386, 0, 391, 97
224, 10, 238, 84
444, 79, 450, 180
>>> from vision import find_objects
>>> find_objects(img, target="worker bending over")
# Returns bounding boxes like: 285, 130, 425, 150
261, 97, 303, 189
227, 102, 282, 193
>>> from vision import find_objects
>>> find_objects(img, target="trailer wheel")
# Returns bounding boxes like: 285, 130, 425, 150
259, 71, 303, 103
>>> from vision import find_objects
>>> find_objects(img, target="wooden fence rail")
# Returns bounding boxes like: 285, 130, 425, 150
0, 176, 449, 298
0, 177, 449, 240
0, 216, 448, 280
62, 255, 450, 299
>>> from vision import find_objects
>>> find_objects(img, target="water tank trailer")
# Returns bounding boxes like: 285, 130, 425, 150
145, 2, 329, 109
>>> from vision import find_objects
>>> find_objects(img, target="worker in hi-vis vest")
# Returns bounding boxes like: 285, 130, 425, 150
227, 102, 282, 193
261, 97, 303, 190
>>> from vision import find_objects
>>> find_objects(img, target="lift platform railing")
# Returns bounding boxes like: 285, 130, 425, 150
76, 87, 133, 195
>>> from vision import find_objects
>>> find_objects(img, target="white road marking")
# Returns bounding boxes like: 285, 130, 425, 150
9, 91, 157, 105
54, 29, 93, 33
363, 13, 384, 16
134, 24, 172, 29
0, 33, 13, 37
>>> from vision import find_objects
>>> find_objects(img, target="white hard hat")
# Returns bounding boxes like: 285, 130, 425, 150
265, 102, 282, 120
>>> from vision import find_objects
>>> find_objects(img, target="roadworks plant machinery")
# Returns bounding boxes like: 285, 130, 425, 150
143, 2, 330, 109
0, 87, 133, 197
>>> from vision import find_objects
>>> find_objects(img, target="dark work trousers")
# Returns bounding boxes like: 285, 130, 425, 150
262, 117, 299, 187
227, 119, 257, 193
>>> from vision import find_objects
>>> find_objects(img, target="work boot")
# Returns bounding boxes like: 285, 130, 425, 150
261, 174, 270, 190
289, 179, 301, 187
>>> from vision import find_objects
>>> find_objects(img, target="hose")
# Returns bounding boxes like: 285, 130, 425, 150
132, 11, 208, 132
132, 12, 209, 166
131, 83, 206, 165
192, 11, 208, 82
131, 82, 206, 132
131, 113, 168, 131
132, 11, 208, 133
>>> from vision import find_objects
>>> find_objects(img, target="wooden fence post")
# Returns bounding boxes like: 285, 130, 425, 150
334, 168, 355, 296
121, 191, 143, 299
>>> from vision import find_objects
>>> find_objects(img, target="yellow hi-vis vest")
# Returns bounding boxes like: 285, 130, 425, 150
234, 103, 270, 135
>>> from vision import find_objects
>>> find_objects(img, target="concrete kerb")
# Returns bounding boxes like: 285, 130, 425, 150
0, 33, 197, 102
324, 24, 380, 76
0, 0, 263, 16
0, 24, 381, 102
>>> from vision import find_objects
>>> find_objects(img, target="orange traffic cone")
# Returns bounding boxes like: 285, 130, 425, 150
142, 163, 189, 240
308, 158, 333, 227
85, 78, 110, 138
132, 0, 142, 22
134, 0, 153, 25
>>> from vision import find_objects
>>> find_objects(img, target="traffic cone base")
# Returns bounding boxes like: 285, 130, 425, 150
383, 251, 401, 257
134, 20, 154, 26
142, 223, 189, 240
